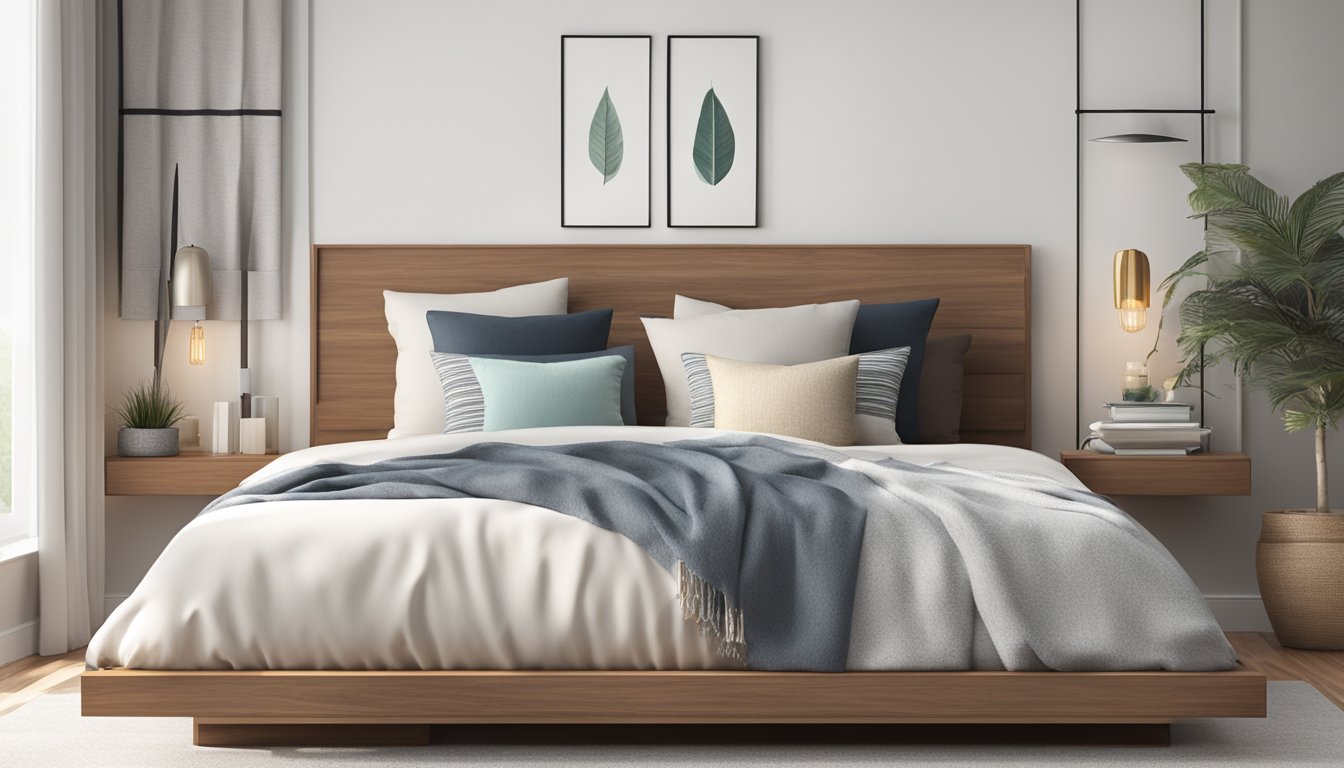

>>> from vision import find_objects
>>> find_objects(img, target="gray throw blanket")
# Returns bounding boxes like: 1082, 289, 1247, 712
204, 436, 884, 671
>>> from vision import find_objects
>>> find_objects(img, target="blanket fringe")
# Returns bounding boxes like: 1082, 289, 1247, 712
678, 561, 747, 663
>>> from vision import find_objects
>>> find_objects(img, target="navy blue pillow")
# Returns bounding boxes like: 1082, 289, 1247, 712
426, 308, 614, 356
468, 346, 637, 425
848, 298, 940, 443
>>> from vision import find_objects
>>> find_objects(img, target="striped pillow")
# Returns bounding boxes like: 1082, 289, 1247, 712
431, 353, 489, 433
680, 347, 911, 445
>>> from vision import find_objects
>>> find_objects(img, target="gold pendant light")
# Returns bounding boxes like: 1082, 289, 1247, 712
1113, 249, 1151, 333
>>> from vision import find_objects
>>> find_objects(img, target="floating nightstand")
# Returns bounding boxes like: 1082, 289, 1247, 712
1059, 451, 1251, 497
105, 453, 281, 496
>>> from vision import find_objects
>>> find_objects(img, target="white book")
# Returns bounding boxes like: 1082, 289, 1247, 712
1096, 420, 1200, 430
1084, 438, 1204, 455
1114, 447, 1199, 456
1089, 422, 1209, 450
1105, 402, 1194, 423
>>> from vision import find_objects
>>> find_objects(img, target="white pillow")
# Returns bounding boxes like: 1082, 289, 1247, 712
384, 278, 568, 438
674, 294, 736, 318
641, 299, 860, 427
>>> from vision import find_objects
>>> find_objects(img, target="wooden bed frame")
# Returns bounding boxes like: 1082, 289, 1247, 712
82, 244, 1266, 746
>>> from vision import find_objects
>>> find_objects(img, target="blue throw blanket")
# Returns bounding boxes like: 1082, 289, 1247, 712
203, 436, 878, 671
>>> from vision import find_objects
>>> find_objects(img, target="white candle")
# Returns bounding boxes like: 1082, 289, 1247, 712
211, 402, 235, 454
240, 417, 267, 455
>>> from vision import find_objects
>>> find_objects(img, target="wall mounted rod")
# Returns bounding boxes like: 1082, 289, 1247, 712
1076, 108, 1215, 114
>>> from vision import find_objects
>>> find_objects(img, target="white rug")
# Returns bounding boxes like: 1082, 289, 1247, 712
1, 682, 1340, 767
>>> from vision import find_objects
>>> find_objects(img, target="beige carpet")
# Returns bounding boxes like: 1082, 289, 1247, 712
1, 682, 1341, 767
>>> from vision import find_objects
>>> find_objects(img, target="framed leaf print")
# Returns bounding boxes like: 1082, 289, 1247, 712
668, 36, 759, 228
561, 35, 651, 227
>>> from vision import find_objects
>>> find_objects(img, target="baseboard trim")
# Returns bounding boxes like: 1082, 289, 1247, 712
103, 594, 129, 620
0, 619, 39, 666
1206, 595, 1272, 632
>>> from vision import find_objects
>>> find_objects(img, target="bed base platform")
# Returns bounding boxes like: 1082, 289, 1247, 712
81, 667, 1266, 747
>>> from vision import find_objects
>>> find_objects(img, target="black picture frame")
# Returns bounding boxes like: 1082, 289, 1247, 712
667, 35, 760, 228
561, 35, 653, 228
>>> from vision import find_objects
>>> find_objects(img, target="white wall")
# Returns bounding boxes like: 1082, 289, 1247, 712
98, 0, 1344, 631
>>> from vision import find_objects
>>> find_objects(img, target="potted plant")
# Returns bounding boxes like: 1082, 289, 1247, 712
1158, 163, 1344, 650
113, 380, 186, 457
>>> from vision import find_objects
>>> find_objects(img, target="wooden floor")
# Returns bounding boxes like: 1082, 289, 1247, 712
0, 647, 84, 716
1228, 632, 1344, 709
2, 633, 1342, 717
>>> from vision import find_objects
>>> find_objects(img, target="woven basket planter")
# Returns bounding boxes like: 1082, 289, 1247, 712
1256, 510, 1344, 650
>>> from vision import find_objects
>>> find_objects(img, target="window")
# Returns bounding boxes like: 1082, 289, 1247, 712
0, 0, 35, 548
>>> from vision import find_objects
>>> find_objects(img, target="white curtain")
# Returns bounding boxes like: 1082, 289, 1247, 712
33, 0, 103, 656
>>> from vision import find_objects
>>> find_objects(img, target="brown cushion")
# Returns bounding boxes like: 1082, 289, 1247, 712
917, 334, 973, 443
705, 354, 859, 446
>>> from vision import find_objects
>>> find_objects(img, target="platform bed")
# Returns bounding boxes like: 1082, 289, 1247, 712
83, 246, 1267, 746
81, 667, 1267, 746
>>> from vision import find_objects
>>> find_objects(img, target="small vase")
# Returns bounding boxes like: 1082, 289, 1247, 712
1121, 362, 1159, 402
117, 427, 180, 457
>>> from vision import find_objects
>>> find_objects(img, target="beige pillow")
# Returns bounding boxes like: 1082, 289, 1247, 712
705, 355, 859, 446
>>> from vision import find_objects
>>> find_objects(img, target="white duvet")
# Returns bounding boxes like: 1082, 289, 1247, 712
87, 427, 1219, 672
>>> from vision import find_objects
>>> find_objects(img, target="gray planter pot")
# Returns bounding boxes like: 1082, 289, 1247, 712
118, 427, 180, 457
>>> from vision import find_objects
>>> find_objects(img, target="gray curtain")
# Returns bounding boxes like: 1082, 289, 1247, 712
118, 0, 281, 321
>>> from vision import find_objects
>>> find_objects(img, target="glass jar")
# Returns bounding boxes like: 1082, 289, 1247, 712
1121, 362, 1157, 402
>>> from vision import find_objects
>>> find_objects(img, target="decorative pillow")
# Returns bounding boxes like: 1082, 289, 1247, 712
641, 300, 860, 427
456, 356, 626, 432
426, 307, 613, 356
431, 347, 637, 431
384, 278, 568, 439
675, 295, 938, 443
918, 334, 973, 444
701, 355, 860, 446
683, 347, 910, 444
849, 300, 940, 443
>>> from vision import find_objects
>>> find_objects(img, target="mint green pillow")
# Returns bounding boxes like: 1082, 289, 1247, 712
468, 355, 626, 431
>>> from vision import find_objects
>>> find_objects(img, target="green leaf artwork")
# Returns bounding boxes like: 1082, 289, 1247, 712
692, 87, 735, 185
588, 87, 624, 184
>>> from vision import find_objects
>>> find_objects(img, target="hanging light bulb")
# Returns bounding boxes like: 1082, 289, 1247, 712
1113, 249, 1151, 333
172, 243, 211, 365
188, 321, 206, 365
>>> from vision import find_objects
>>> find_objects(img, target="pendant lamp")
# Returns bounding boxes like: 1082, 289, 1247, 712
1113, 249, 1151, 333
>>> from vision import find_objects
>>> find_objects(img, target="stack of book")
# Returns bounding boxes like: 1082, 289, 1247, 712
1086, 402, 1208, 455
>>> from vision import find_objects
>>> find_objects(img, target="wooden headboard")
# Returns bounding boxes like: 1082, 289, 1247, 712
310, 244, 1031, 448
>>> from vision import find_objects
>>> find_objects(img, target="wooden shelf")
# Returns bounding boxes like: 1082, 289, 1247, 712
1059, 451, 1251, 497
105, 453, 281, 496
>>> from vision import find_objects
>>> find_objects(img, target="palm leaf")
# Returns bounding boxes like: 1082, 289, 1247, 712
588, 87, 624, 184
1290, 171, 1344, 261
692, 87, 735, 185
1158, 164, 1344, 474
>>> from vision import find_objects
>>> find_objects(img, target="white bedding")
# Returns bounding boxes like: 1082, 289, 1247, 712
86, 427, 1189, 672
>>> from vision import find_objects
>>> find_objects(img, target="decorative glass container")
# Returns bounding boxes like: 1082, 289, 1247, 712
1121, 362, 1159, 402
